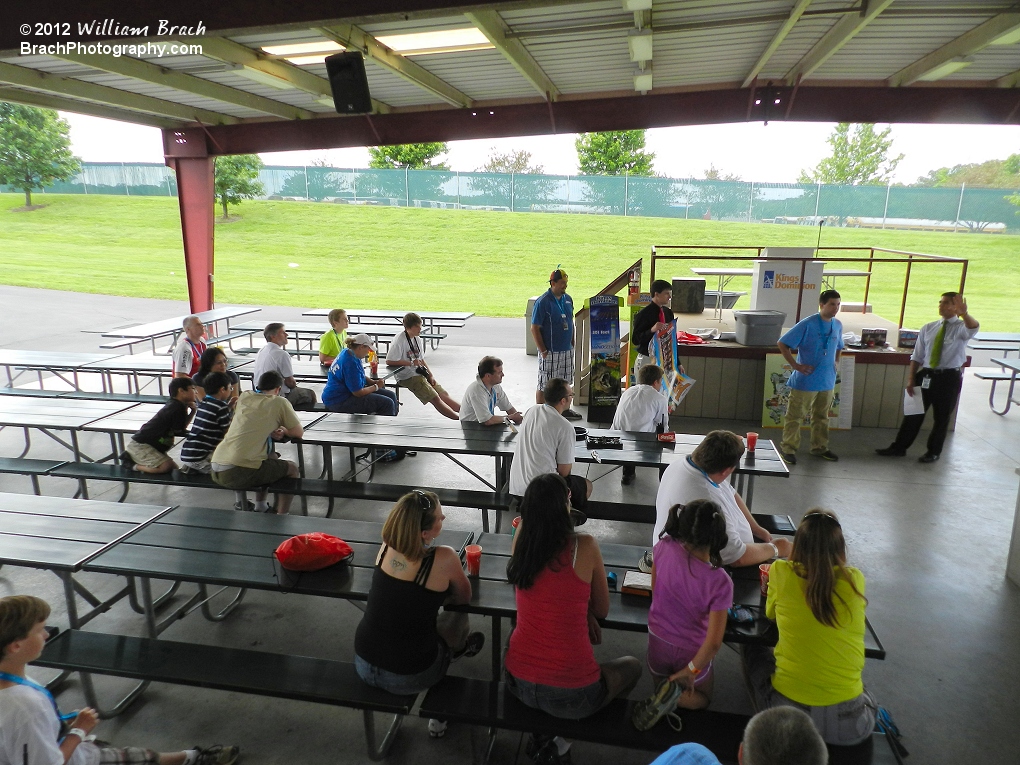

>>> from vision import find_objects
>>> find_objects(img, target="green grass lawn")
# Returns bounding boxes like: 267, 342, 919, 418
2, 192, 1016, 330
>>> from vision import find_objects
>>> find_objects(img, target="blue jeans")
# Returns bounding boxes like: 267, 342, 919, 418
355, 642, 450, 695
327, 388, 398, 416
504, 670, 608, 720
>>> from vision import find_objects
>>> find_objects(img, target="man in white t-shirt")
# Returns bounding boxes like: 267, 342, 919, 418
386, 313, 461, 419
460, 356, 523, 426
171, 315, 207, 378
253, 323, 316, 410
509, 377, 592, 513
612, 363, 669, 485
653, 430, 791, 568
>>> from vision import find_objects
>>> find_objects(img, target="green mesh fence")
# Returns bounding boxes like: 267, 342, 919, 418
4, 162, 1019, 232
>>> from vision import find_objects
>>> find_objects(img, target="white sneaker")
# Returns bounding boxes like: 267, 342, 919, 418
638, 550, 653, 573
427, 719, 447, 738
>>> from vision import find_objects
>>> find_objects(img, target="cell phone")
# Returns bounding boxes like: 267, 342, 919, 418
727, 606, 754, 624
606, 571, 618, 590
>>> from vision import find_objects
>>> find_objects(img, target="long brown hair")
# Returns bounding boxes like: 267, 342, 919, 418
789, 509, 867, 628
381, 490, 439, 562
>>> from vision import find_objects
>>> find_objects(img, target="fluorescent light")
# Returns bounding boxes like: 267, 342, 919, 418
989, 26, 1020, 46
234, 65, 294, 90
376, 28, 493, 56
917, 57, 973, 81
261, 41, 344, 56
279, 54, 336, 66
634, 71, 653, 93
628, 30, 653, 62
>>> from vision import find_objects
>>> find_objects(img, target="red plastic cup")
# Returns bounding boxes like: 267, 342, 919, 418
370, 361, 378, 377
746, 432, 758, 452
759, 563, 771, 597
511, 516, 522, 539
465, 544, 483, 577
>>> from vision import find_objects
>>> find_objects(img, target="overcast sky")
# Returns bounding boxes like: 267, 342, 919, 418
62, 112, 1019, 185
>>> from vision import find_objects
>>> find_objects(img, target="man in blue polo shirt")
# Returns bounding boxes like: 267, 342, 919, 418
777, 289, 844, 464
531, 267, 582, 420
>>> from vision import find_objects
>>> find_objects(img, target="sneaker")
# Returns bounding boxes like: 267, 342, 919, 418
562, 408, 583, 421
919, 452, 940, 463
875, 446, 906, 457
232, 500, 256, 512
427, 719, 447, 739
527, 735, 571, 765
119, 450, 135, 468
526, 734, 552, 761
631, 679, 684, 731
194, 745, 240, 765
780, 451, 797, 465
452, 632, 485, 660
638, 550, 654, 574
811, 450, 839, 462
621, 466, 636, 485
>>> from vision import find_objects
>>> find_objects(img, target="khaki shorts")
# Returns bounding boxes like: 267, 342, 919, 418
211, 457, 291, 490
399, 374, 446, 404
125, 440, 173, 470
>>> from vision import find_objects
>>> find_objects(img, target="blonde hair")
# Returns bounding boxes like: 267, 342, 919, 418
381, 490, 439, 562
328, 308, 347, 326
0, 595, 50, 655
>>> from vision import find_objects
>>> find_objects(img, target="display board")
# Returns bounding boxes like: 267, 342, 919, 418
761, 353, 855, 429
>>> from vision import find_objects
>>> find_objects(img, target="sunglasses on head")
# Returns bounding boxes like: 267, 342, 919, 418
802, 511, 840, 528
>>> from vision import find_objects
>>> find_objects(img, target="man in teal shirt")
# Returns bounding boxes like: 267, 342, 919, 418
777, 290, 843, 464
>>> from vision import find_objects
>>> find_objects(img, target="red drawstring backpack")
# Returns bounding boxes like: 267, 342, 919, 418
274, 533, 354, 571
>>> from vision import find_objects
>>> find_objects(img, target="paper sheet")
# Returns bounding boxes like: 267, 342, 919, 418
903, 388, 925, 416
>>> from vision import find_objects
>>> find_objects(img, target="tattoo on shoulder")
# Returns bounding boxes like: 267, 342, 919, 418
389, 558, 407, 571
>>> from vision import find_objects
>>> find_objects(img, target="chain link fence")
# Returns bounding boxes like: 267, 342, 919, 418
6, 162, 1019, 232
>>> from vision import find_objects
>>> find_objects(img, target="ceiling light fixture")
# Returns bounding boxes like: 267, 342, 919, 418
376, 28, 493, 55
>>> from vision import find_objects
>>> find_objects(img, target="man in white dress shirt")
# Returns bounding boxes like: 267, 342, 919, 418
876, 292, 979, 463
612, 364, 669, 485
460, 356, 523, 425
253, 323, 317, 410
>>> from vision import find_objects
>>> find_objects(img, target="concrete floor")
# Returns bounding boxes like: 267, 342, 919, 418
1, 284, 1018, 764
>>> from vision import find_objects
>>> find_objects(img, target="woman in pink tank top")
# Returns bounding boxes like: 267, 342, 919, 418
504, 474, 642, 764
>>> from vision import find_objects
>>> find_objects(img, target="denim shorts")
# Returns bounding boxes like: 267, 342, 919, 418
504, 670, 608, 720
355, 642, 450, 696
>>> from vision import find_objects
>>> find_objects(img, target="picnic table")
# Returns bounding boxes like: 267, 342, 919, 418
228, 321, 447, 354
303, 308, 473, 336
0, 350, 120, 390
0, 397, 139, 460
690, 267, 872, 319
298, 414, 788, 504
79, 354, 253, 395
985, 357, 1020, 415
98, 306, 261, 353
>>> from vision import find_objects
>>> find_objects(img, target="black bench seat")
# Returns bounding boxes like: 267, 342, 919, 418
36, 629, 415, 761
585, 500, 796, 536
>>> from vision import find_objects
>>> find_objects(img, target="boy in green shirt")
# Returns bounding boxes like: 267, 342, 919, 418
318, 308, 349, 366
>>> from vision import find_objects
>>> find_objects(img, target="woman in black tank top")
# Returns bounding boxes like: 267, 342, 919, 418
354, 490, 483, 699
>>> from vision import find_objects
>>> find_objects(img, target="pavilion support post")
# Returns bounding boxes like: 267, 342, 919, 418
170, 156, 215, 312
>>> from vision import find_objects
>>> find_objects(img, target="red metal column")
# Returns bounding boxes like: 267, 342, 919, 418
163, 128, 214, 312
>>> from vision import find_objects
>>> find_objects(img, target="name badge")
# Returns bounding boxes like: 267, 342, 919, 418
921, 376, 931, 390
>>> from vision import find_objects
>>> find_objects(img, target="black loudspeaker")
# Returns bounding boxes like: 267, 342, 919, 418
324, 52, 373, 114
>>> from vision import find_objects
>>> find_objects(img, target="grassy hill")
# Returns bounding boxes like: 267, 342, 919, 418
2, 192, 1016, 330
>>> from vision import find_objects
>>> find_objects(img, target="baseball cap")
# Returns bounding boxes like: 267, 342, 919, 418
351, 333, 375, 349
549, 267, 568, 283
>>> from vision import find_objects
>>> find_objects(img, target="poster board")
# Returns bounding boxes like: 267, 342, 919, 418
586, 295, 623, 413
761, 354, 855, 429
650, 323, 697, 413
626, 293, 652, 387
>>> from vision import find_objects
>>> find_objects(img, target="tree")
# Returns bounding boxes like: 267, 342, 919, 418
213, 154, 264, 219
279, 159, 350, 201
0, 102, 81, 207
799, 123, 904, 185
575, 130, 655, 176
476, 148, 544, 174
368, 143, 449, 170
691, 165, 760, 220
913, 154, 1020, 188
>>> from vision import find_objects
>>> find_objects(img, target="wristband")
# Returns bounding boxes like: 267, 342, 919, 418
687, 661, 701, 676
768, 542, 780, 559
67, 728, 88, 741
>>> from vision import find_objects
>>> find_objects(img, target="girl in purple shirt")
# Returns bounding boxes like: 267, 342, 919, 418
648, 499, 733, 709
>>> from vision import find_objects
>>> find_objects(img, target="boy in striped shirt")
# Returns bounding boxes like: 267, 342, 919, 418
180, 372, 234, 474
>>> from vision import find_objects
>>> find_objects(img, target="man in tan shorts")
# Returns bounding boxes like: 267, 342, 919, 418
385, 313, 461, 420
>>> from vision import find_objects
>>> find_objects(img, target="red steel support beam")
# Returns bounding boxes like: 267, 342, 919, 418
164, 129, 214, 312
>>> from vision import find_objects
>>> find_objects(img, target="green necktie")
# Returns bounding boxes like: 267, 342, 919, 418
930, 321, 947, 368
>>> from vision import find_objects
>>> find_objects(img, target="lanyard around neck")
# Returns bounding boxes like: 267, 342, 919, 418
686, 455, 720, 488
0, 671, 77, 724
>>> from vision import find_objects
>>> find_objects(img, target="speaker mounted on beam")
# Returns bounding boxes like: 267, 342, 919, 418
324, 52, 373, 115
